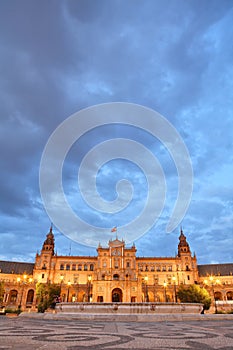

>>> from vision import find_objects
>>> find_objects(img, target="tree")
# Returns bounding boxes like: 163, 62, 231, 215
177, 284, 211, 311
36, 283, 61, 313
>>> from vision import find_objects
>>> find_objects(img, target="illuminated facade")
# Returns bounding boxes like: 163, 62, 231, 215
0, 227, 233, 312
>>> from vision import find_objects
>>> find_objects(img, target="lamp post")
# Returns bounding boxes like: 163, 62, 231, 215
163, 281, 167, 302
60, 275, 64, 302
172, 276, 177, 303
17, 274, 33, 311
17, 277, 22, 309
144, 276, 149, 302
67, 281, 71, 302
18, 274, 27, 309
204, 276, 220, 313
210, 276, 220, 314
87, 275, 92, 302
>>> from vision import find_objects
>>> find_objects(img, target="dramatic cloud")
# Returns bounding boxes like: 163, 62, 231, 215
0, 0, 232, 264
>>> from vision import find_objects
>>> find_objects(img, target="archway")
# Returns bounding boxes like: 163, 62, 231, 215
214, 291, 222, 301
112, 288, 122, 302
26, 289, 34, 304
9, 290, 18, 303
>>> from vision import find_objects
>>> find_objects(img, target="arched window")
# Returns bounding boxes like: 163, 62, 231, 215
78, 264, 82, 271
26, 289, 34, 304
60, 264, 64, 270
90, 264, 94, 271
9, 290, 18, 303
214, 291, 222, 301
227, 291, 233, 300
66, 264, 70, 270
84, 264, 88, 271
72, 264, 76, 270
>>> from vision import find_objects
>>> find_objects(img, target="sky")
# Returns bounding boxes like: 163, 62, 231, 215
0, 0, 233, 265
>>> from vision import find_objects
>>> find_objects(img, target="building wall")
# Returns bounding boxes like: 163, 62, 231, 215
0, 228, 232, 312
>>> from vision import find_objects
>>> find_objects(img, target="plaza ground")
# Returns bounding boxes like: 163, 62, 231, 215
0, 315, 233, 349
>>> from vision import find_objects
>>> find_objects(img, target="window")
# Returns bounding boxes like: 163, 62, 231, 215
9, 290, 18, 303
126, 261, 130, 268
187, 275, 190, 280
113, 274, 119, 280
66, 264, 70, 271
26, 289, 34, 304
78, 264, 82, 271
162, 266, 166, 271
151, 266, 155, 272
84, 264, 88, 271
114, 259, 119, 268
60, 264, 64, 270
42, 273, 45, 279
72, 264, 76, 270
168, 266, 172, 271
90, 264, 94, 271
156, 266, 161, 272
102, 274, 105, 280
139, 264, 143, 271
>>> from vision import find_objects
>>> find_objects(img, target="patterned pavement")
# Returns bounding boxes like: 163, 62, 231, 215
0, 316, 233, 349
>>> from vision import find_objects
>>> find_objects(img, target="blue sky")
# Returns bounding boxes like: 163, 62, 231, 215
0, 0, 232, 264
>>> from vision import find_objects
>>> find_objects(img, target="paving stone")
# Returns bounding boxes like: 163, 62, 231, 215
0, 315, 233, 349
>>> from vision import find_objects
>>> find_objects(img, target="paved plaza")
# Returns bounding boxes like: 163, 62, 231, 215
0, 315, 233, 349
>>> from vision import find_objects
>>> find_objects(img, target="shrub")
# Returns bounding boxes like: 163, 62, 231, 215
177, 284, 211, 310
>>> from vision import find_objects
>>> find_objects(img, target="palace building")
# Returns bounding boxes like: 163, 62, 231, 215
0, 227, 233, 312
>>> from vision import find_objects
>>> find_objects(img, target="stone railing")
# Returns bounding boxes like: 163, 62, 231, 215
55, 302, 203, 314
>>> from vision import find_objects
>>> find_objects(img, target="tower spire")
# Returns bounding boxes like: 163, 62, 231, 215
178, 228, 191, 256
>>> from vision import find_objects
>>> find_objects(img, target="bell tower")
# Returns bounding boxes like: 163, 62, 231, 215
178, 228, 191, 257
177, 228, 198, 284
34, 226, 55, 283
41, 226, 55, 255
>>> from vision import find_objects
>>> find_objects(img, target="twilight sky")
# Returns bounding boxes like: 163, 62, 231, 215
0, 0, 233, 265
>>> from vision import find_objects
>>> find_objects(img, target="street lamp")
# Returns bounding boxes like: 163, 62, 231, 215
204, 276, 221, 313
87, 275, 92, 302
172, 276, 177, 303
67, 281, 71, 302
144, 276, 149, 302
17, 274, 32, 310
163, 281, 167, 302
60, 275, 64, 302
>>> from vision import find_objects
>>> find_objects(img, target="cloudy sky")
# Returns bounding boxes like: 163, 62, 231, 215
0, 0, 232, 265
